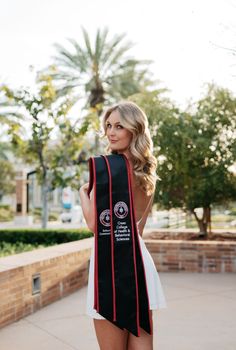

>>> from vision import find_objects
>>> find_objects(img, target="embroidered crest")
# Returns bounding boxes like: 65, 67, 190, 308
99, 209, 111, 227
114, 201, 128, 219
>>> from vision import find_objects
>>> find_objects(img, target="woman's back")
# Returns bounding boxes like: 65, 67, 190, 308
129, 162, 154, 226
132, 184, 152, 223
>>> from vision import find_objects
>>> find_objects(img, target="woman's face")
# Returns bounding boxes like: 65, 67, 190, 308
105, 110, 133, 153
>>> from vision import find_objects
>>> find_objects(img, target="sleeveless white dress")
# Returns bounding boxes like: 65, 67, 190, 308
86, 224, 167, 319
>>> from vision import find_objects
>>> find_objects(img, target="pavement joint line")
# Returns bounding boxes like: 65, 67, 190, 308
26, 313, 87, 323
162, 284, 236, 293
23, 318, 79, 350
166, 291, 236, 302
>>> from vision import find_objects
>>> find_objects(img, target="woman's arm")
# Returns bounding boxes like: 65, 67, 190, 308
137, 193, 155, 236
79, 182, 95, 233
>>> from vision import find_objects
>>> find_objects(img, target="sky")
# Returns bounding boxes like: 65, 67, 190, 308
0, 0, 236, 110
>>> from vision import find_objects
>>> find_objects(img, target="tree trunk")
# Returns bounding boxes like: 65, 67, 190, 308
206, 206, 212, 238
191, 206, 211, 238
197, 219, 208, 236
94, 108, 104, 154
95, 133, 100, 154
90, 93, 104, 155
41, 176, 48, 229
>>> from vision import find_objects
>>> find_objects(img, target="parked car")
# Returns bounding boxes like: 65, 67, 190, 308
60, 205, 83, 224
60, 211, 72, 223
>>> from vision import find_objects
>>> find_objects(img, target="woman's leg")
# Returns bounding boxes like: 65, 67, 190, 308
127, 311, 153, 350
94, 319, 129, 350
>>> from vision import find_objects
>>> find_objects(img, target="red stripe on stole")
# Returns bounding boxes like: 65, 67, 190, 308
124, 156, 153, 335
91, 157, 99, 311
103, 156, 117, 322
123, 156, 140, 335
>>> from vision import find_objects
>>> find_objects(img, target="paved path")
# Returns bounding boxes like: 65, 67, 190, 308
0, 272, 236, 350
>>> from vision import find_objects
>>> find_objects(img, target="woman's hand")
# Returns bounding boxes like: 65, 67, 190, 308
79, 182, 95, 233
79, 182, 89, 195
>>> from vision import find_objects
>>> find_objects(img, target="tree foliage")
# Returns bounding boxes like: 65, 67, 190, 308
41, 27, 155, 114
130, 84, 236, 234
3, 76, 89, 227
0, 159, 15, 201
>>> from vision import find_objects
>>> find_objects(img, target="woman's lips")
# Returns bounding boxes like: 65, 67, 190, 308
110, 140, 118, 143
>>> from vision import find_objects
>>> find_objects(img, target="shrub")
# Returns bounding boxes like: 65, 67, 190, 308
0, 228, 93, 256
0, 228, 93, 245
0, 207, 14, 222
0, 242, 46, 257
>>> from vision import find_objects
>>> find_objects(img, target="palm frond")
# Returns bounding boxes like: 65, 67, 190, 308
81, 26, 93, 58
95, 27, 109, 64
67, 38, 89, 72
102, 33, 132, 64
41, 27, 155, 109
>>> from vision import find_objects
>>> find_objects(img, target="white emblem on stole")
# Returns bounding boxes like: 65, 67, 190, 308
99, 209, 111, 227
114, 201, 128, 219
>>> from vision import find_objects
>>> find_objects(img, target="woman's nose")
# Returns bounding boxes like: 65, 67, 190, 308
108, 127, 116, 136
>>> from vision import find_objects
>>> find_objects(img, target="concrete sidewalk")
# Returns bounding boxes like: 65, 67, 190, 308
0, 272, 235, 350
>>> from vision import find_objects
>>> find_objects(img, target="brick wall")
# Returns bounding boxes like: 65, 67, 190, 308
145, 239, 236, 273
1, 236, 235, 329
0, 238, 93, 329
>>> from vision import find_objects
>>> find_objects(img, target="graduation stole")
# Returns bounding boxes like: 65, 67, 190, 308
87, 153, 152, 337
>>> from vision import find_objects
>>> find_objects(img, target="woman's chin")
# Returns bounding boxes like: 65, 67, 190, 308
110, 144, 118, 150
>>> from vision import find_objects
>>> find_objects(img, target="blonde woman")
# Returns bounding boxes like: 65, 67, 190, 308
79, 101, 167, 350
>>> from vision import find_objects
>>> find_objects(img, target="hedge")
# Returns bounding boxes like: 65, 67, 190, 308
0, 228, 93, 245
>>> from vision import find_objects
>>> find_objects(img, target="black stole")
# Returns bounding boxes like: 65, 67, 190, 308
88, 153, 152, 337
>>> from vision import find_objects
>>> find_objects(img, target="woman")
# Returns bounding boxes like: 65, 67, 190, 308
79, 101, 167, 350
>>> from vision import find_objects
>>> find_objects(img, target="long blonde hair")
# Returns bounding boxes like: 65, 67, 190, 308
102, 101, 158, 195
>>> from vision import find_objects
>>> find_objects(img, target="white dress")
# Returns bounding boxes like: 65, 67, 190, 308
86, 225, 167, 319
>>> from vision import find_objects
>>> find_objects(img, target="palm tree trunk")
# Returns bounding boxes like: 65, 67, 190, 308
95, 133, 100, 153
93, 103, 104, 154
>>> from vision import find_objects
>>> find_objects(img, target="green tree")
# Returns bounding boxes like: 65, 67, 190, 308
0, 86, 22, 126
130, 85, 236, 236
0, 87, 22, 203
0, 140, 16, 203
0, 160, 15, 201
3, 76, 88, 228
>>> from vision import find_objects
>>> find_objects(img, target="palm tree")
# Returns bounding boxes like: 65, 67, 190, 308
41, 27, 155, 152
42, 27, 155, 114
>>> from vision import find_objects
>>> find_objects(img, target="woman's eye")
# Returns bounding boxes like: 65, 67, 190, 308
106, 124, 123, 129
